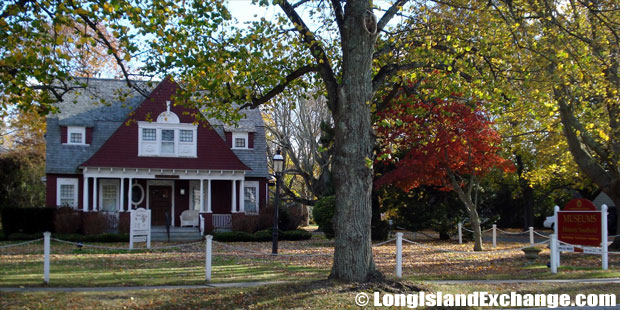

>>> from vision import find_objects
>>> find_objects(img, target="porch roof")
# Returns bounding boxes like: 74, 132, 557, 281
81, 167, 246, 180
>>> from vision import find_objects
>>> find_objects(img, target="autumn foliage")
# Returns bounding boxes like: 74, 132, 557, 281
375, 95, 514, 192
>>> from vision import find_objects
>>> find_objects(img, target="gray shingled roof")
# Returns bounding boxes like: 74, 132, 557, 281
46, 78, 269, 178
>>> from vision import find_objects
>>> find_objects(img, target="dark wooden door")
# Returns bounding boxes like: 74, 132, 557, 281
149, 186, 172, 225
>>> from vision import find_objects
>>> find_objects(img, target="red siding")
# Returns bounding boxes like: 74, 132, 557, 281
46, 173, 84, 210
225, 132, 232, 148
246, 177, 267, 213
248, 132, 254, 149
211, 180, 232, 214
60, 126, 67, 144
81, 78, 250, 171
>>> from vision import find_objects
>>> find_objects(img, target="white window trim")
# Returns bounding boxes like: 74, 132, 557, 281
66, 126, 87, 145
232, 132, 249, 149
99, 179, 120, 212
243, 181, 260, 214
138, 121, 197, 158
57, 178, 79, 208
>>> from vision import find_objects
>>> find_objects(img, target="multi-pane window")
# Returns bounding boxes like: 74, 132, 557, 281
142, 128, 156, 141
180, 130, 193, 142
70, 133, 83, 144
235, 138, 246, 148
57, 178, 78, 208
244, 182, 259, 214
101, 184, 117, 212
161, 129, 175, 154
66, 126, 86, 145
59, 184, 76, 207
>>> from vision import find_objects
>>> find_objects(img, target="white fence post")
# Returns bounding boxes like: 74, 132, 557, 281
550, 234, 558, 274
43, 232, 50, 284
458, 223, 462, 244
602, 204, 608, 270
205, 235, 213, 281
396, 232, 403, 279
554, 205, 560, 266
492, 224, 497, 248
529, 227, 534, 245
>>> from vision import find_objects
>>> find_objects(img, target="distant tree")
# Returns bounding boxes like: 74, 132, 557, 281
376, 94, 514, 251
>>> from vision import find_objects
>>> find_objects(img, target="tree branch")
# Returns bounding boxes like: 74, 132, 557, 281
377, 0, 409, 33
278, 0, 339, 112
330, 0, 344, 33
240, 65, 318, 109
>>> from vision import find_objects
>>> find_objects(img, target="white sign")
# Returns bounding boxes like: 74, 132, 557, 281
130, 208, 151, 249
558, 245, 574, 252
583, 247, 602, 254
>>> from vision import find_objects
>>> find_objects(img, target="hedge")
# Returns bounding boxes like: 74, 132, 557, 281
6, 232, 129, 242
1, 207, 55, 236
213, 229, 312, 242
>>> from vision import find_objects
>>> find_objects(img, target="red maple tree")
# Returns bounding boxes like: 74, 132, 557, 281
375, 94, 514, 250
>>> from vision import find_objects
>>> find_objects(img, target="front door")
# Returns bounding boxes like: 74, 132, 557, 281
149, 186, 172, 225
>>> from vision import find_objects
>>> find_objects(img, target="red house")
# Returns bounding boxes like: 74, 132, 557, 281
45, 78, 270, 234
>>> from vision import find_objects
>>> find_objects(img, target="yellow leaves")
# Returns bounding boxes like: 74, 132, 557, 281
598, 129, 610, 141
556, 50, 569, 59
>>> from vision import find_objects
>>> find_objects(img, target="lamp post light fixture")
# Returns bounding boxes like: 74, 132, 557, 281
272, 148, 284, 255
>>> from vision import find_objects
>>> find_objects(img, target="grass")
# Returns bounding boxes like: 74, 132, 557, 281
1, 281, 618, 310
1, 234, 619, 288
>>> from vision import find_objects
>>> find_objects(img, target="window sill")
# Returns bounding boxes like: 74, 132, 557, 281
63, 143, 89, 146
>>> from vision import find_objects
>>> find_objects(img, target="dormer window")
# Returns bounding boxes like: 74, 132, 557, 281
67, 126, 87, 145
232, 132, 249, 149
137, 105, 197, 157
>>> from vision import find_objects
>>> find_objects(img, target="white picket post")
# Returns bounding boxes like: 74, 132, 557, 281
458, 223, 462, 244
602, 205, 608, 270
396, 232, 403, 279
205, 235, 213, 281
492, 224, 497, 248
529, 227, 534, 245
43, 232, 50, 284
550, 234, 557, 274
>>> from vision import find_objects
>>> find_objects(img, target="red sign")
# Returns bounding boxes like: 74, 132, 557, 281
557, 211, 602, 246
564, 198, 596, 211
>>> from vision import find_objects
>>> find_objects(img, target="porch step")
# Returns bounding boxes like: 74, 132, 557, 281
150, 226, 203, 242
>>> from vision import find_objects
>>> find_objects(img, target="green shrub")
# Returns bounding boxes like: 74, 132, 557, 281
281, 229, 312, 241
212, 231, 256, 242
253, 229, 272, 242
6, 232, 129, 242
1, 207, 55, 235
7, 232, 42, 240
312, 196, 335, 239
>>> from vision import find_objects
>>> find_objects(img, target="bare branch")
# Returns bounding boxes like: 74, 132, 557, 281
377, 0, 409, 33
330, 0, 344, 32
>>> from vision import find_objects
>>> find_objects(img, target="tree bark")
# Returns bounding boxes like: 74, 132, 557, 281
329, 0, 378, 282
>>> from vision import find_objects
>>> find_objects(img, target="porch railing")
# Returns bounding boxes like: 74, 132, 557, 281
213, 214, 232, 229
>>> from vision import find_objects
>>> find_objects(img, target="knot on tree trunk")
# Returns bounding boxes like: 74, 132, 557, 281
362, 10, 377, 34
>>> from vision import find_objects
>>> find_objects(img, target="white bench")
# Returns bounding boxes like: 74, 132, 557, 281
180, 210, 200, 227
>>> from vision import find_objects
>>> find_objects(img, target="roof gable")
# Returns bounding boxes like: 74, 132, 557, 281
81, 78, 250, 171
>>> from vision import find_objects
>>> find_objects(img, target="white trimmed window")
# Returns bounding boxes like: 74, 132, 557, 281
99, 179, 119, 212
67, 126, 86, 145
138, 123, 197, 157
244, 181, 259, 214
57, 178, 78, 208
232, 132, 249, 149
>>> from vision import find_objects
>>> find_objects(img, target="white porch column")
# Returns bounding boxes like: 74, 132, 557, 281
239, 180, 245, 213
200, 179, 205, 212
92, 177, 98, 211
207, 179, 212, 213
119, 178, 125, 212
82, 176, 89, 212
231, 180, 236, 213
128, 178, 133, 211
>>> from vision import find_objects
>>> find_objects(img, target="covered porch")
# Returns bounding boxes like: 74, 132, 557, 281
80, 167, 248, 230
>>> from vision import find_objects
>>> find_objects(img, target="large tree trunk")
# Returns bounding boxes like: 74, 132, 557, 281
450, 173, 483, 251
329, 1, 378, 282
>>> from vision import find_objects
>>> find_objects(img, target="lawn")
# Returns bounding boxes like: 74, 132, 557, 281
1, 281, 618, 310
1, 233, 619, 288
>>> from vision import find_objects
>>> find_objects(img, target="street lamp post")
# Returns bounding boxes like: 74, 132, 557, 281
272, 149, 284, 255
271, 149, 284, 255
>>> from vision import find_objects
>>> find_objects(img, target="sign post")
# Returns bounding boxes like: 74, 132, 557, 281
555, 199, 608, 272
130, 208, 151, 249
